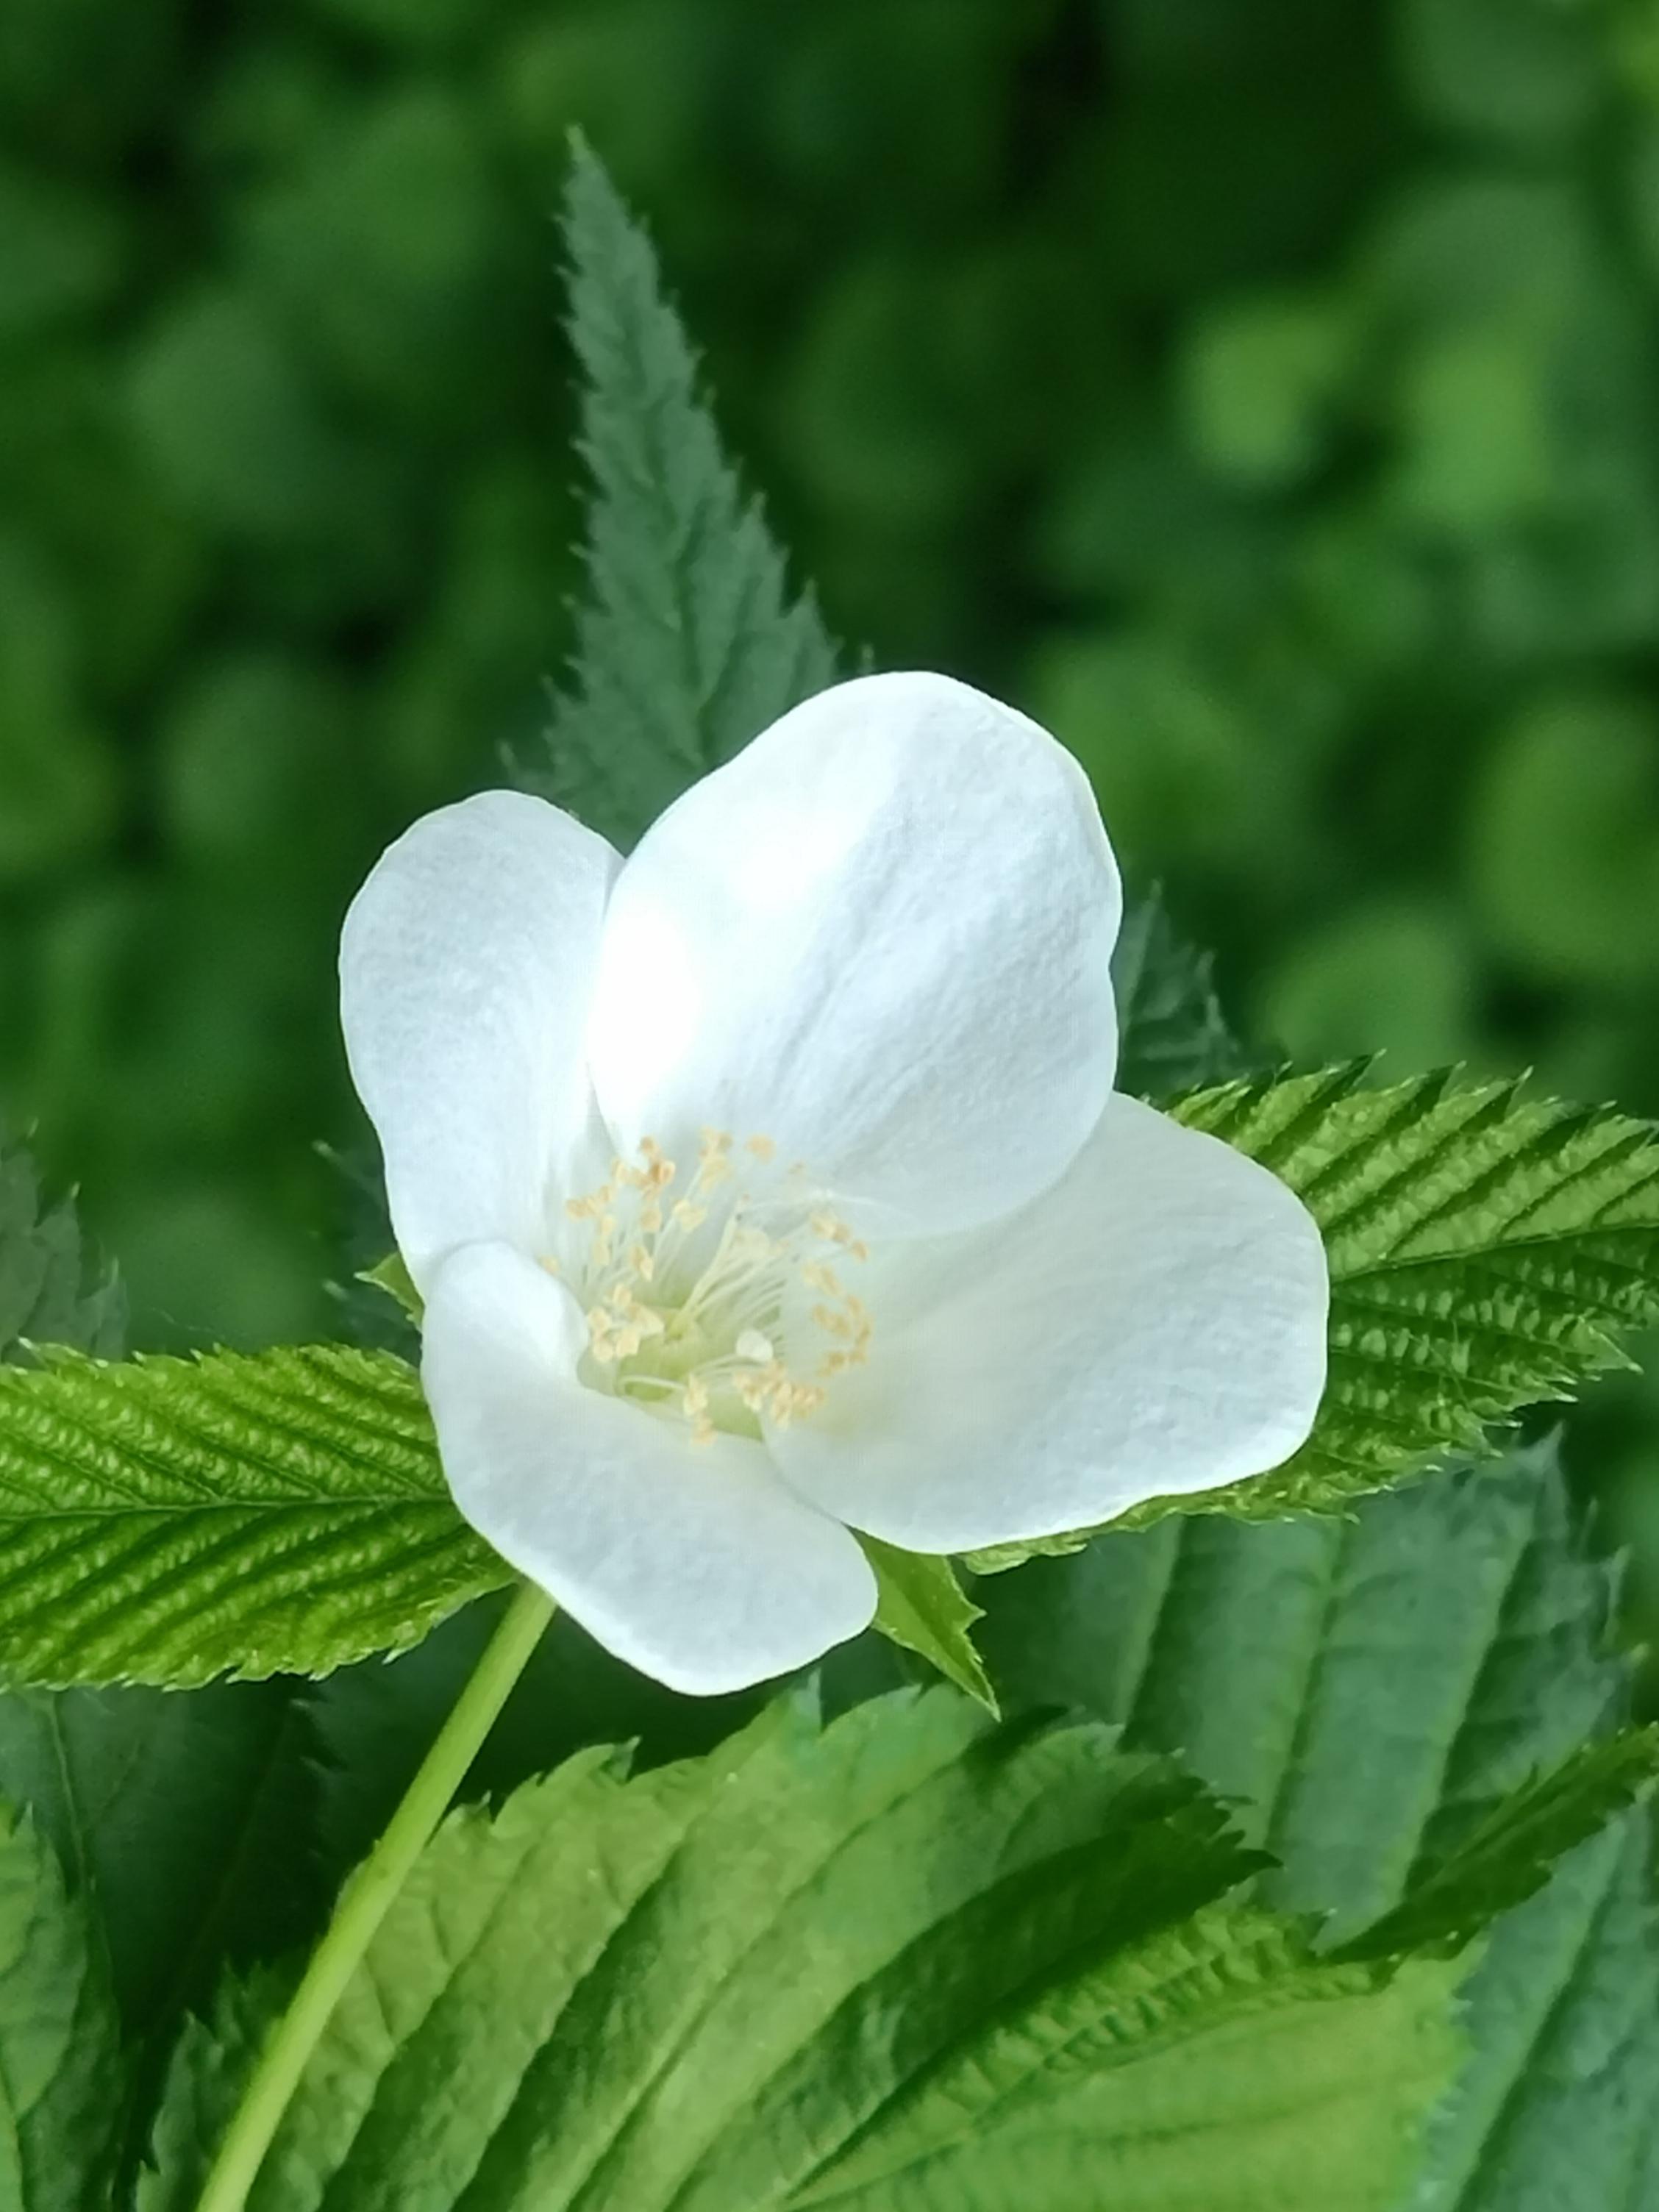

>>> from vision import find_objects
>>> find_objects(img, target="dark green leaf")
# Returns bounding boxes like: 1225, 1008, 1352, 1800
1110, 888, 1249, 1100
0, 1135, 323, 2074
979, 1438, 1659, 2209
1341, 1730, 1659, 1961
530, 138, 842, 848
0, 1683, 320, 2043
0, 1799, 123, 2211
0, 1129, 124, 1361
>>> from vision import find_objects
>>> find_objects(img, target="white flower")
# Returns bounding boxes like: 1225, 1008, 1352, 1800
340, 672, 1328, 1695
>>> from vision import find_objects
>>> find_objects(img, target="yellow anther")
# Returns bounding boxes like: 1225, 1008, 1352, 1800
802, 1261, 843, 1295
699, 1127, 734, 1155
745, 1133, 777, 1162
537, 1254, 561, 1277
629, 1244, 656, 1283
809, 1209, 867, 1256
586, 1309, 618, 1364
683, 1374, 716, 1446
671, 1199, 708, 1230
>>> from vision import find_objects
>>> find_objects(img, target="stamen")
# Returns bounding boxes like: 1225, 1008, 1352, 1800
562, 1132, 872, 1444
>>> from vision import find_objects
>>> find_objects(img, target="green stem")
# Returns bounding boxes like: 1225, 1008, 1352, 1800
193, 1580, 557, 2212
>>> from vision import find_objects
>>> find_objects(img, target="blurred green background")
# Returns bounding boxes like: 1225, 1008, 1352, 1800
5, 0, 1659, 1605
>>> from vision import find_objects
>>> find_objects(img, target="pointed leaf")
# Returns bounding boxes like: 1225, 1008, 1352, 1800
1110, 889, 1249, 1101
0, 1128, 124, 1360
1340, 1730, 1659, 1962
860, 1538, 997, 1711
530, 139, 841, 847
0, 1132, 321, 2097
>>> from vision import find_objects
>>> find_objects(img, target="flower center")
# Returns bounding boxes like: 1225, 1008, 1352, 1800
550, 1130, 872, 1445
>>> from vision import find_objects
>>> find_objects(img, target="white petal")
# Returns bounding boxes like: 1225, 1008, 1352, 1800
588, 672, 1122, 1236
770, 1093, 1329, 1552
421, 1241, 878, 1694
340, 791, 619, 1288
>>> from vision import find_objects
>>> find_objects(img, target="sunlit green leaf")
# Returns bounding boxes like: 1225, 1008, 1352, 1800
978, 1066, 1659, 1569
0, 1344, 504, 1688
1180, 1068, 1659, 1520
860, 1538, 996, 1711
143, 1690, 1461, 2212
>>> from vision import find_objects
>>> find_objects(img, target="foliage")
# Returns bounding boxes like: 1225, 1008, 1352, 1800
0, 1344, 504, 1686
143, 1690, 1463, 2212
0, 76, 1655, 2212
0, 1127, 124, 1360
1108, 888, 1249, 1100
1170, 1066, 1659, 1518
0, 1683, 319, 2044
534, 138, 841, 846
973, 1064, 1659, 1564
860, 1540, 996, 1713
10, 1049, 1659, 1692
977, 1436, 1659, 2210
0, 1802, 124, 2212
0, 1138, 324, 2120
5, 1, 1659, 1397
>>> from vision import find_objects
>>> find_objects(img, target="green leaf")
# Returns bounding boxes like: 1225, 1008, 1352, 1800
978, 1438, 1659, 2210
1110, 888, 1249, 1101
0, 1799, 123, 2211
142, 1689, 1462, 2212
860, 1538, 997, 1712
0, 1344, 505, 1688
0, 1128, 124, 1360
1172, 1067, 1659, 1520
968, 1066, 1659, 1570
354, 1248, 421, 1323
1414, 1812, 1659, 2212
0, 1136, 324, 2052
0, 1683, 320, 2044
1340, 1730, 1659, 1961
980, 1063, 1659, 1571
308, 1594, 769, 1880
531, 138, 841, 848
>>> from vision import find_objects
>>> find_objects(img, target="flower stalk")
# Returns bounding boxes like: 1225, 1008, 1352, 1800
193, 1580, 557, 2212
